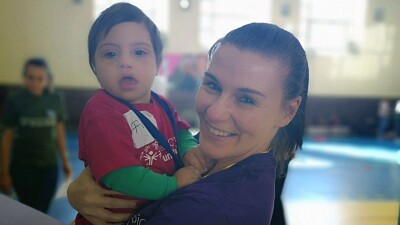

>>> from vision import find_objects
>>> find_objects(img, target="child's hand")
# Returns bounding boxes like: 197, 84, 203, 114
183, 146, 214, 174
174, 166, 201, 188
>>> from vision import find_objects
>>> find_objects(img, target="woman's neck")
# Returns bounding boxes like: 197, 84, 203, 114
205, 149, 270, 176
207, 159, 238, 175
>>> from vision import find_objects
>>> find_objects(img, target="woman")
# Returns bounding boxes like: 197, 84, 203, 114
67, 22, 309, 225
0, 57, 72, 213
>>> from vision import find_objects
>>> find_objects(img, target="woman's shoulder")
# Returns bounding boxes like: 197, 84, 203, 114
131, 154, 275, 225
129, 187, 228, 225
185, 153, 275, 222
168, 152, 276, 204
199, 153, 275, 196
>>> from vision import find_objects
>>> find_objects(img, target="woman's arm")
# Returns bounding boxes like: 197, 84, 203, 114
67, 167, 137, 225
0, 128, 14, 194
56, 122, 72, 178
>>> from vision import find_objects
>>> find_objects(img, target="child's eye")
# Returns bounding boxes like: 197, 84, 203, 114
104, 51, 118, 58
134, 49, 147, 56
237, 95, 256, 105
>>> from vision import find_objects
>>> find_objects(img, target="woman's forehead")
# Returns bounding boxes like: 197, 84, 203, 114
208, 44, 286, 90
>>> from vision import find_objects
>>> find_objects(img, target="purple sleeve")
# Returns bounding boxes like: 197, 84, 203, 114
127, 192, 228, 225
127, 154, 276, 225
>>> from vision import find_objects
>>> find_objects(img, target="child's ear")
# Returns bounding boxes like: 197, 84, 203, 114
278, 96, 302, 127
91, 63, 97, 75
156, 63, 162, 76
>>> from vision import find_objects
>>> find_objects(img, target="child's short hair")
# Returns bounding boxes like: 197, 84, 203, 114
88, 2, 163, 73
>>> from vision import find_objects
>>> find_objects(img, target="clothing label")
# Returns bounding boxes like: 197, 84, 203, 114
123, 110, 157, 149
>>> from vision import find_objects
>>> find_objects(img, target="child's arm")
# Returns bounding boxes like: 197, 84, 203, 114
176, 129, 198, 160
101, 166, 176, 200
100, 165, 201, 200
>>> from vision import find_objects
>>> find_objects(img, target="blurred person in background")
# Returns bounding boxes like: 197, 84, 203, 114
0, 57, 72, 213
167, 54, 202, 128
394, 100, 400, 139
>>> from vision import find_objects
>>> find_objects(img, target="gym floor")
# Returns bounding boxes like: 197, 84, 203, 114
48, 133, 400, 225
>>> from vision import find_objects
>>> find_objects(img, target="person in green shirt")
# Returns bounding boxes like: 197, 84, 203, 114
0, 57, 72, 213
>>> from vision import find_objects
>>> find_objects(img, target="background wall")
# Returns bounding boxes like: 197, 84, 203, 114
166, 0, 201, 53
1, 0, 399, 97
0, 0, 98, 88
0, 0, 399, 135
271, 0, 400, 98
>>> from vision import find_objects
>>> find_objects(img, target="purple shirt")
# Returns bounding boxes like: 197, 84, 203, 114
127, 152, 276, 225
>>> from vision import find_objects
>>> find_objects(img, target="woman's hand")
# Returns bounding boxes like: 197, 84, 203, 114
67, 167, 137, 225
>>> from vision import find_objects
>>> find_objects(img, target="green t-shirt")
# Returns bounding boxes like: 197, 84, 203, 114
2, 89, 67, 167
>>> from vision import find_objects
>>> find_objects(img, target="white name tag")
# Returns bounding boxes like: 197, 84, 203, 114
123, 110, 158, 149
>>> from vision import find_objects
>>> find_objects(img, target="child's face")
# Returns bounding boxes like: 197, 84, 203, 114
94, 22, 158, 104
24, 65, 49, 96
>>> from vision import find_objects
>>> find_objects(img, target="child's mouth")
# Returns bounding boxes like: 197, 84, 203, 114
119, 77, 137, 90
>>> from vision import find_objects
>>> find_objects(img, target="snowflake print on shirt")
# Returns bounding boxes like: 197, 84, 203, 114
140, 143, 163, 166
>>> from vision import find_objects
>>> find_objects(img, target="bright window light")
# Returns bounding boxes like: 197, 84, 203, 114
299, 0, 367, 56
200, 0, 272, 50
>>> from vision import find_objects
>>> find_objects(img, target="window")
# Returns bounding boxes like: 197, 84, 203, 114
200, 0, 272, 49
299, 0, 367, 56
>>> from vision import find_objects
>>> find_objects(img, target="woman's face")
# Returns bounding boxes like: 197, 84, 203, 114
196, 44, 300, 165
24, 65, 49, 96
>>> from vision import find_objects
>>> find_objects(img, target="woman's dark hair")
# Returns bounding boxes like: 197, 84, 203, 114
23, 57, 53, 92
208, 23, 309, 175
88, 2, 163, 74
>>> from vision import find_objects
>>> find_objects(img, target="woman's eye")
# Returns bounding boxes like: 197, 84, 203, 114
104, 51, 118, 58
238, 96, 256, 105
204, 81, 221, 92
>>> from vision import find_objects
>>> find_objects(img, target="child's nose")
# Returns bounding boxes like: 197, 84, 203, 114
120, 63, 132, 69
119, 53, 133, 69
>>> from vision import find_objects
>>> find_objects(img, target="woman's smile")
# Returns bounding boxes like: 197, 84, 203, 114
206, 123, 236, 137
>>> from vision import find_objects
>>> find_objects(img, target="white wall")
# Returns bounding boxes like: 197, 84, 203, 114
271, 0, 400, 98
0, 0, 98, 88
166, 0, 202, 53
0, 0, 399, 97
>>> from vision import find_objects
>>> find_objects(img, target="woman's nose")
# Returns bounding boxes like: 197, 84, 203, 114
206, 95, 230, 122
